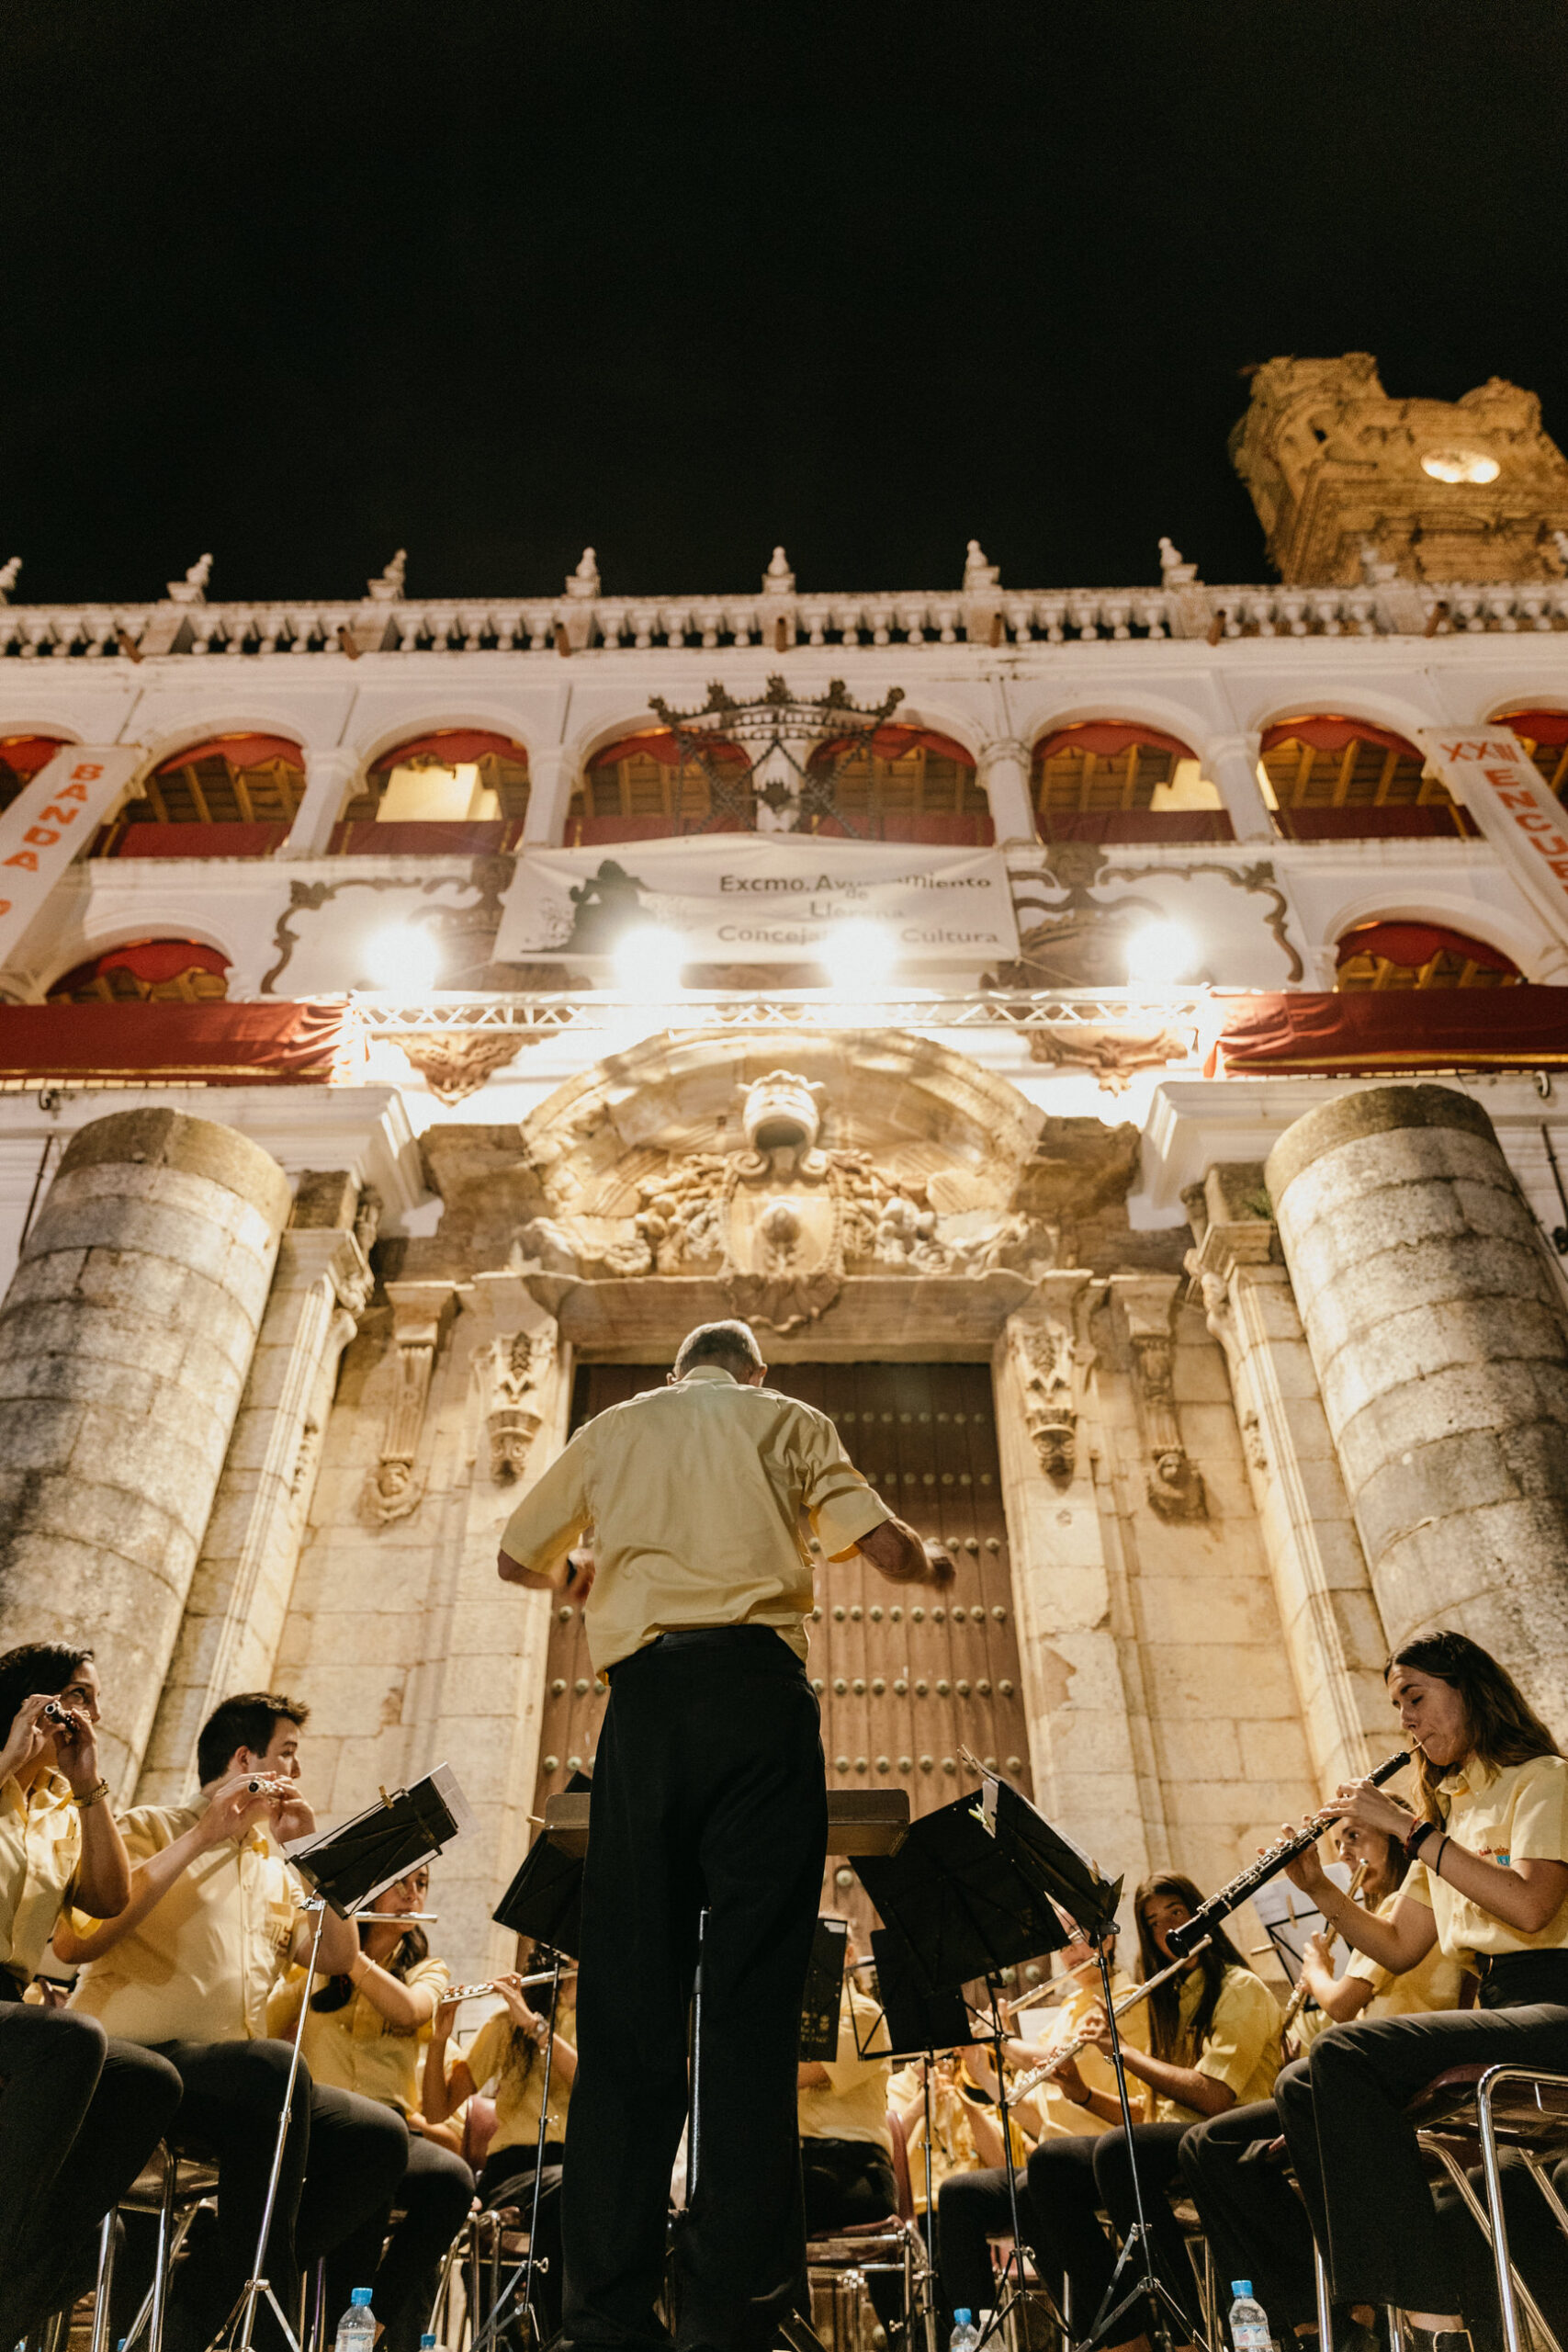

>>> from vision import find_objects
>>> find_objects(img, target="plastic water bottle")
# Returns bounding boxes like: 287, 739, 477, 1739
950, 2311, 981, 2352
1229, 2281, 1271, 2352
333, 2289, 376, 2352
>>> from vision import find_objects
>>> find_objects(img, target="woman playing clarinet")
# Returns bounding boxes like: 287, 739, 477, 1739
1278, 1630, 1568, 2352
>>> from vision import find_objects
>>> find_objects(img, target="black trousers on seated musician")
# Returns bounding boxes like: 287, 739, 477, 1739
0, 1997, 183, 2339
472, 2143, 568, 2342
1025, 2123, 1203, 2342
1276, 1969, 1568, 2324
327, 2131, 479, 2352
561, 1626, 828, 2352
801, 2136, 904, 2335
938, 2164, 1021, 2322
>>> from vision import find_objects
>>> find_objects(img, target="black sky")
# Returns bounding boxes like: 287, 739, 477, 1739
7, 2, 1567, 606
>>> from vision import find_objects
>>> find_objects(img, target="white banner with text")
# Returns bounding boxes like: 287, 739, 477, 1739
1417, 729, 1568, 955
494, 836, 1020, 966
0, 746, 142, 971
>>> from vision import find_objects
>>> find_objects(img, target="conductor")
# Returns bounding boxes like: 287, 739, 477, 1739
498, 1319, 952, 2352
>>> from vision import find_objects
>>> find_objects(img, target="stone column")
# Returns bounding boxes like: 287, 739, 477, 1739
136, 1173, 376, 1801
520, 749, 574, 845
1188, 1164, 1392, 1791
995, 1277, 1149, 1890
976, 739, 1038, 845
1267, 1086, 1568, 1726
0, 1109, 290, 1788
1202, 732, 1275, 843
281, 745, 362, 857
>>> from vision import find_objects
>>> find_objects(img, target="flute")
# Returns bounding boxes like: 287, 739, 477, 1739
437, 1968, 570, 2005
1166, 1749, 1411, 1957
1009, 1940, 1209, 2100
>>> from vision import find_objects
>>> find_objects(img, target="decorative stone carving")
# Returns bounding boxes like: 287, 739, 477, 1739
483, 1327, 554, 1482
364, 1283, 457, 1526
1010, 1310, 1077, 1480
395, 1033, 526, 1103
1026, 1024, 1194, 1091
1110, 1275, 1207, 1522
352, 1185, 382, 1266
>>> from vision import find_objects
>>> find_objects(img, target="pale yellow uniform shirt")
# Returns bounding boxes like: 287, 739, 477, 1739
500, 1365, 892, 1675
68, 1804, 301, 2044
461, 2009, 571, 2159
798, 1984, 893, 2155
1405, 1753, 1568, 1966
1343, 1889, 1471, 2017
1019, 1967, 1152, 2141
890, 2063, 980, 2212
1154, 1964, 1281, 2125
0, 1770, 83, 1983
269, 1955, 451, 2116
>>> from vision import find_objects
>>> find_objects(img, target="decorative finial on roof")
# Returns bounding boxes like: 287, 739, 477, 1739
1358, 537, 1398, 585
964, 539, 999, 591
762, 545, 795, 594
1553, 528, 1568, 572
567, 547, 601, 599
0, 557, 19, 605
1157, 536, 1199, 587
167, 552, 212, 605
367, 549, 407, 602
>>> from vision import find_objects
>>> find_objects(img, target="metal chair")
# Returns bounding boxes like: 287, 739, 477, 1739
84, 2139, 221, 2352
1406, 2061, 1568, 2352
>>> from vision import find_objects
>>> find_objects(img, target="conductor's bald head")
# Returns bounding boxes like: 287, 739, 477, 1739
671, 1319, 767, 1385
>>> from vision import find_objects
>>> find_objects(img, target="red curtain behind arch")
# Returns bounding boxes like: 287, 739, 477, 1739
155, 733, 303, 774
370, 729, 529, 772
1261, 717, 1420, 759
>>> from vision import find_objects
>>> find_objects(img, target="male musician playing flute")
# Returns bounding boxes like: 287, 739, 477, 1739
498, 1318, 953, 2352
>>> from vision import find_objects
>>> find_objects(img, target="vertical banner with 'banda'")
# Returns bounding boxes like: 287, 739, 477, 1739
0, 746, 143, 970
1417, 729, 1568, 956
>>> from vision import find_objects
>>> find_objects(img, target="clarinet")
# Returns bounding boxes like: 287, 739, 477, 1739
1167, 1749, 1411, 1957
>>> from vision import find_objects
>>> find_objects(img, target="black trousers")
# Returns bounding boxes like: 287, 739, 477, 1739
1276, 2000, 1568, 2313
149, 2038, 409, 2352
479, 2143, 568, 2340
0, 2001, 183, 2336
1026, 2121, 1201, 2341
328, 2129, 477, 2352
1179, 2101, 1317, 2337
561, 1627, 829, 2352
937, 2164, 1025, 2319
801, 2137, 903, 2333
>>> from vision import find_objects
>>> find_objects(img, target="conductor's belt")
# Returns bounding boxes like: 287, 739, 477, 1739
605, 1624, 801, 1682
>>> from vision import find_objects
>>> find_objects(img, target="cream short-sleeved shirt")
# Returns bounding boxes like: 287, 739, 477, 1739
0, 1771, 82, 1984
1405, 1753, 1568, 1966
1021, 1966, 1153, 2141
798, 1984, 893, 2154
1154, 1964, 1282, 2125
271, 1954, 451, 2115
68, 1805, 302, 2044
1345, 1889, 1471, 2015
500, 1366, 892, 1674
461, 2008, 571, 2158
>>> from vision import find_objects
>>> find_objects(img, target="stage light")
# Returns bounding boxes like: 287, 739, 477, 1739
1422, 449, 1500, 485
1125, 920, 1198, 985
367, 923, 440, 990
823, 919, 897, 995
613, 923, 686, 993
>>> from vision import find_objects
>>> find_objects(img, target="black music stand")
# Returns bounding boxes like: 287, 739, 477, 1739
216, 1769, 470, 2352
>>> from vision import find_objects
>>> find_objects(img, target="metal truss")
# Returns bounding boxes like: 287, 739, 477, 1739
331, 987, 1212, 1035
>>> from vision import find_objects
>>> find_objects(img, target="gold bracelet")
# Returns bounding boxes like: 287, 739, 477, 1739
73, 1779, 110, 1810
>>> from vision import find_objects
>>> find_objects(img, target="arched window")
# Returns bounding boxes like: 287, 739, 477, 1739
1261, 718, 1469, 841
1499, 709, 1568, 803
1335, 920, 1518, 991
99, 735, 306, 858
336, 729, 531, 853
0, 735, 69, 816
804, 728, 991, 842
1030, 723, 1231, 842
566, 730, 750, 843
47, 939, 231, 1004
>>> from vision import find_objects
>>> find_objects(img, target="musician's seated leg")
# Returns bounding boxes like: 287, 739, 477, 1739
802, 2138, 904, 2335
365, 2133, 477, 2352
937, 2164, 1020, 2326
477, 2145, 567, 2339
1179, 2101, 1316, 2348
303, 2085, 412, 2336
1091, 2120, 1202, 2341
1024, 2134, 1116, 2335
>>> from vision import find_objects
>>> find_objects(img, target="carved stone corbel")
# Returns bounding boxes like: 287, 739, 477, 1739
1109, 1273, 1207, 1521
483, 1325, 555, 1482
364, 1282, 457, 1525
1010, 1271, 1093, 1481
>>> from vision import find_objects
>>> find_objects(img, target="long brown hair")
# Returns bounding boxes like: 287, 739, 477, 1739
1387, 1631, 1562, 1823
1132, 1871, 1249, 2064
310, 1889, 431, 2015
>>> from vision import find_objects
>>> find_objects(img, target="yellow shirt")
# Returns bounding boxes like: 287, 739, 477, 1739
270, 1956, 451, 2115
798, 1984, 892, 2154
500, 1365, 891, 1674
1020, 1967, 1152, 2141
69, 1805, 301, 2044
1345, 1890, 1471, 2017
1155, 1964, 1281, 2125
1407, 1753, 1568, 1966
0, 1771, 82, 1982
462, 2009, 571, 2158
890, 2064, 980, 2211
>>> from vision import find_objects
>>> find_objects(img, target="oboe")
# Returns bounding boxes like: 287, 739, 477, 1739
1009, 1940, 1209, 2099
1167, 1749, 1410, 1957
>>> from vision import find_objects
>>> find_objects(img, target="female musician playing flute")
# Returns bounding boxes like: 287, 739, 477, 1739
1278, 1630, 1568, 2352
270, 1864, 474, 2352
1024, 1872, 1282, 2348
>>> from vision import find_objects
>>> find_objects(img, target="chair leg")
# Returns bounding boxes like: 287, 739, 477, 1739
1313, 2241, 1334, 2352
89, 2207, 118, 2352
148, 2144, 177, 2352
1417, 2140, 1562, 2352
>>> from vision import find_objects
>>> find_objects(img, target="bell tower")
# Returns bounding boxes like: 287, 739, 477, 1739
1229, 351, 1568, 585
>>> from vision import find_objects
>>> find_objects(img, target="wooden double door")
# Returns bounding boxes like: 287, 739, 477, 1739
531, 1360, 1032, 1930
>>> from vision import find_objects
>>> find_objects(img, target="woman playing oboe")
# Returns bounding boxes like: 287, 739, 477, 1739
1279, 1631, 1568, 2352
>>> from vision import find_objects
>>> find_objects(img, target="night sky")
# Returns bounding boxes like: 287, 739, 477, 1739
8, 3, 1568, 606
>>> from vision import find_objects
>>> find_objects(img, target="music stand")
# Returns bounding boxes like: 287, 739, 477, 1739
216, 1769, 470, 2352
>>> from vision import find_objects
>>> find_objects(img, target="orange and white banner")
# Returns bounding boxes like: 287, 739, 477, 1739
0, 745, 142, 970
1418, 729, 1568, 951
